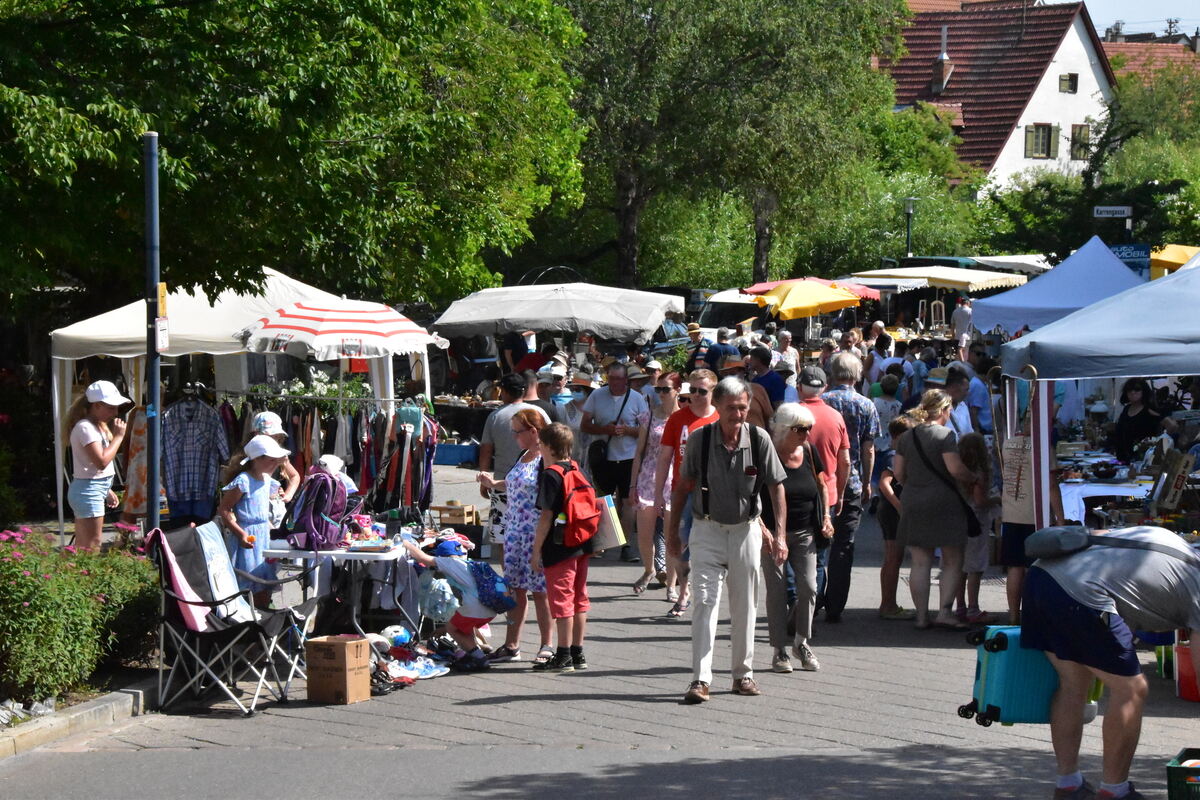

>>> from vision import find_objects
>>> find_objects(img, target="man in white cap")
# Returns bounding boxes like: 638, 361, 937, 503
642, 360, 663, 407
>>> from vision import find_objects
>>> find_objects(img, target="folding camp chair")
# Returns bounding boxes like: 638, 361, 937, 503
147, 523, 319, 716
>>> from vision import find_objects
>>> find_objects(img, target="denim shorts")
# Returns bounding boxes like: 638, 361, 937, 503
68, 476, 113, 519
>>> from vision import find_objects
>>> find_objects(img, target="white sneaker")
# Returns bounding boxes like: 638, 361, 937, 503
792, 640, 820, 671
771, 649, 793, 673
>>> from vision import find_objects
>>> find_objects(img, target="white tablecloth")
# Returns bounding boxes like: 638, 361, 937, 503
1059, 482, 1151, 524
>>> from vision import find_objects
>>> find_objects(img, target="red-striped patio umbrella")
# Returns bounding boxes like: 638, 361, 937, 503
237, 300, 445, 360
743, 277, 880, 302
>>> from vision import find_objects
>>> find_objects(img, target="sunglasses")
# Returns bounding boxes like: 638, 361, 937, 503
680, 397, 691, 403
654, 386, 674, 394
790, 425, 812, 434
691, 387, 710, 396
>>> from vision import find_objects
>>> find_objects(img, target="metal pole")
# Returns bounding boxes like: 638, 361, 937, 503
144, 132, 161, 531
904, 196, 915, 258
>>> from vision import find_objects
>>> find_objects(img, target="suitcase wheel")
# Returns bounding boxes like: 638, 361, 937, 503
957, 702, 976, 719
965, 629, 986, 647
976, 713, 993, 727
983, 632, 1008, 652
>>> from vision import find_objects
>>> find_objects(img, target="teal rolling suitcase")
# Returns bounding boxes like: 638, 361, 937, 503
958, 625, 1059, 726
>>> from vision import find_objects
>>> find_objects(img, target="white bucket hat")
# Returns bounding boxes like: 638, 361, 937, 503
241, 434, 290, 464
84, 380, 131, 407
252, 411, 285, 437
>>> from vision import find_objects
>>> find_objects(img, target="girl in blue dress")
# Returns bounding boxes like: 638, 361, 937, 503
217, 434, 290, 609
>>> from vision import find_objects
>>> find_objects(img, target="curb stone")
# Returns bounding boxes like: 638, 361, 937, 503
0, 677, 157, 761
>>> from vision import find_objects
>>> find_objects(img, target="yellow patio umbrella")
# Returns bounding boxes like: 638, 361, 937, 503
1150, 244, 1200, 279
753, 279, 860, 320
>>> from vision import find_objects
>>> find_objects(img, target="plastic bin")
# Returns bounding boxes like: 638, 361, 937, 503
1166, 748, 1200, 799
433, 443, 479, 466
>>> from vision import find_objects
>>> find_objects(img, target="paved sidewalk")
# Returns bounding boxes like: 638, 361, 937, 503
0, 467, 1192, 799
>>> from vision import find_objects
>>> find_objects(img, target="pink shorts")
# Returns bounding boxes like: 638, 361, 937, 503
450, 612, 492, 635
542, 554, 590, 619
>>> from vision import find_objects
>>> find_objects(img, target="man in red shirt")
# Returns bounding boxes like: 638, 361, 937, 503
652, 368, 718, 617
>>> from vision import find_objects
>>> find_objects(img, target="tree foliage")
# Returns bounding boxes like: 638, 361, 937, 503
0, 0, 583, 313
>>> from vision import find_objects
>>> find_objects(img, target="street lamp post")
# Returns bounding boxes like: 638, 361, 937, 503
904, 196, 916, 258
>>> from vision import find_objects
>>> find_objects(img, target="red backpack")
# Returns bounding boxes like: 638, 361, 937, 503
544, 461, 602, 547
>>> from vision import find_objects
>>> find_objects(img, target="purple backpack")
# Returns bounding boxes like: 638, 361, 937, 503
287, 470, 349, 550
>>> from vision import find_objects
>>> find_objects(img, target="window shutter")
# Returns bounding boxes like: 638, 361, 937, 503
1049, 125, 1060, 159
1025, 126, 1036, 158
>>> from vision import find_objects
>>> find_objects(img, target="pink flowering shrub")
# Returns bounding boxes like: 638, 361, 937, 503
0, 528, 157, 700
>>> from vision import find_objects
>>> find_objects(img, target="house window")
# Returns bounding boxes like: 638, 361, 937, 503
1070, 124, 1090, 161
1024, 124, 1060, 159
1059, 73, 1079, 93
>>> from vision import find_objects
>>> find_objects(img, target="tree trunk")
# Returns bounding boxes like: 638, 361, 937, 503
614, 167, 648, 288
751, 187, 778, 284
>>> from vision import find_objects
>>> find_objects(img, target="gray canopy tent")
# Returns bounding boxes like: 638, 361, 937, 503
432, 282, 684, 344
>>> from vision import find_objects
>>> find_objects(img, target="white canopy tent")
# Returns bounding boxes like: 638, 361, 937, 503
49, 267, 425, 535
850, 266, 1027, 292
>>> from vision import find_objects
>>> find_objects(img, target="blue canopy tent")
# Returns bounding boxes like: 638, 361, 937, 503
973, 236, 1144, 334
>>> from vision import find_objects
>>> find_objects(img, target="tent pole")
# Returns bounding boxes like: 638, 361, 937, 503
52, 360, 66, 545
144, 132, 162, 532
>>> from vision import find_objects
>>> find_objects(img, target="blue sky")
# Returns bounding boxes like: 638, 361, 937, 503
1082, 0, 1200, 36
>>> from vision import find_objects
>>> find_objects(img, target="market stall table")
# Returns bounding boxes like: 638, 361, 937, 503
264, 542, 412, 637
1059, 479, 1154, 525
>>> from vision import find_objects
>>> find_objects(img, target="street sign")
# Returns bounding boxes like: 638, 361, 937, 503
157, 282, 168, 317
1093, 205, 1132, 218
1109, 243, 1151, 278
155, 317, 169, 353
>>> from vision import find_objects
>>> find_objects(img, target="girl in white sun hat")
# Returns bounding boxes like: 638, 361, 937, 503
217, 434, 290, 608
65, 380, 131, 551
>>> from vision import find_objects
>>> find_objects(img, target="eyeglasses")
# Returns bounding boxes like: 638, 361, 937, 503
790, 425, 812, 434
654, 386, 673, 394
691, 387, 710, 396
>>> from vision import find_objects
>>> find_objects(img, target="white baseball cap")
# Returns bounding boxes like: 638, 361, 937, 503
84, 380, 131, 407
252, 411, 285, 437
241, 434, 291, 464
318, 454, 345, 474
645, 360, 663, 371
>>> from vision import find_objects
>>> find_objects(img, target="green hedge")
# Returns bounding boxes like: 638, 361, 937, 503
0, 528, 158, 701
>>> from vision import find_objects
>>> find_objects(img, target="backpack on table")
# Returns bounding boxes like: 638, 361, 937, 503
287, 469, 350, 550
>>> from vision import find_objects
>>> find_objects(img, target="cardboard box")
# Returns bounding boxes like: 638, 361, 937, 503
304, 635, 370, 705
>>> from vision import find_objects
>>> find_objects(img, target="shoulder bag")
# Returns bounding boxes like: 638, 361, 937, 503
1026, 525, 1200, 566
805, 443, 831, 550
586, 389, 631, 475
910, 426, 983, 538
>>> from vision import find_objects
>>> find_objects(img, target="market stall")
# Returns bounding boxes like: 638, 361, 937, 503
431, 281, 684, 344
48, 267, 427, 535
1001, 265, 1200, 527
850, 265, 1027, 293
972, 236, 1143, 334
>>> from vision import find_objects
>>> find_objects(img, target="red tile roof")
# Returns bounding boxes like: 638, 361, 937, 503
1102, 42, 1200, 81
908, 0, 961, 11
890, 2, 1112, 172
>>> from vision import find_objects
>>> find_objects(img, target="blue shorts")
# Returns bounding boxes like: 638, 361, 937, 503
1021, 566, 1141, 677
68, 476, 113, 519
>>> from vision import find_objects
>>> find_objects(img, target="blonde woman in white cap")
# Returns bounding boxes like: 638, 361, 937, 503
217, 434, 290, 608
64, 380, 131, 551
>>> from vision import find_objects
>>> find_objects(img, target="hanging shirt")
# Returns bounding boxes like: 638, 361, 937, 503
163, 400, 231, 502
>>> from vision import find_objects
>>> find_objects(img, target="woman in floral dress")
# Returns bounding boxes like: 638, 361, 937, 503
476, 408, 555, 664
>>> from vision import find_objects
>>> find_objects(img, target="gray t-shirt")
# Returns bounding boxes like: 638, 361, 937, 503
1035, 526, 1200, 633
582, 387, 649, 462
681, 422, 787, 525
481, 402, 550, 479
